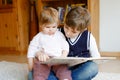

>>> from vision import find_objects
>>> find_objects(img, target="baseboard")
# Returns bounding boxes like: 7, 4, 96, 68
0, 49, 27, 56
100, 52, 120, 57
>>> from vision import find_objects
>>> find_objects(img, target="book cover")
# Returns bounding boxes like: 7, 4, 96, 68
41, 57, 116, 66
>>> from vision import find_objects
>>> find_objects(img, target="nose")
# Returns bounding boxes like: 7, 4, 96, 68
49, 28, 52, 31
66, 31, 70, 35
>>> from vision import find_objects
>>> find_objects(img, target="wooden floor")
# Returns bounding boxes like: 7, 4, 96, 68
98, 59, 120, 73
0, 54, 27, 63
0, 54, 120, 73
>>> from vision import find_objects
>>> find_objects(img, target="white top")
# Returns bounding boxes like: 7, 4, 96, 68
70, 33, 100, 58
27, 30, 69, 58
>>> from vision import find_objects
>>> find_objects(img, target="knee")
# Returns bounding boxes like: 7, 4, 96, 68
89, 61, 99, 75
71, 61, 99, 80
84, 61, 99, 78
55, 66, 72, 80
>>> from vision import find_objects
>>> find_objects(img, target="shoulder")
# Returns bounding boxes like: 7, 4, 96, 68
87, 31, 96, 44
30, 32, 43, 42
89, 33, 95, 41
56, 29, 66, 40
56, 29, 65, 36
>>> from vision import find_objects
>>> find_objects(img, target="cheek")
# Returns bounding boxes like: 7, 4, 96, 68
64, 29, 68, 35
54, 28, 57, 31
43, 29, 48, 33
64, 31, 72, 38
64, 27, 69, 33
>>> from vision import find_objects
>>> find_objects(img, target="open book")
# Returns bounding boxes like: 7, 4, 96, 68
41, 57, 116, 66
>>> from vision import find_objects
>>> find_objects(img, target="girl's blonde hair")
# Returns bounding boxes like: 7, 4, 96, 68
39, 7, 59, 28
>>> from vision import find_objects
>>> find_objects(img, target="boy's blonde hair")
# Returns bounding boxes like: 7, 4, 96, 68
39, 7, 59, 28
65, 6, 91, 31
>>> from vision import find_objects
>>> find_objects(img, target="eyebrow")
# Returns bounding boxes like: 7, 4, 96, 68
71, 28, 79, 32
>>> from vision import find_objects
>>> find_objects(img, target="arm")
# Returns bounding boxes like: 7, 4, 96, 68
27, 49, 49, 71
28, 58, 34, 71
27, 33, 41, 71
90, 34, 101, 58
59, 31, 69, 57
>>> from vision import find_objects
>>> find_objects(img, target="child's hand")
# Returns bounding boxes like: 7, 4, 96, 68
36, 48, 50, 62
38, 53, 50, 62
60, 50, 68, 57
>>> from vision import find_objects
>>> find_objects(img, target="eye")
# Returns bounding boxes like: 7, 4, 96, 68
72, 30, 78, 34
52, 26, 57, 28
72, 31, 77, 33
45, 26, 50, 28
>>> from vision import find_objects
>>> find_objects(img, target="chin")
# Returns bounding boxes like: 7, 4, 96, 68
66, 35, 70, 38
67, 35, 76, 38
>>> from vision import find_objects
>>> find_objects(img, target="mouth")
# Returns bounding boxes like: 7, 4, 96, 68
49, 32, 54, 35
65, 34, 70, 38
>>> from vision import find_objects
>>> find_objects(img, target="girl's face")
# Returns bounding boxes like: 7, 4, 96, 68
64, 24, 80, 38
42, 23, 58, 35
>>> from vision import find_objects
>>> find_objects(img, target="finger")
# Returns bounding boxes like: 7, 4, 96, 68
43, 54, 50, 62
46, 55, 50, 60
38, 56, 42, 61
43, 54, 47, 62
38, 54, 44, 62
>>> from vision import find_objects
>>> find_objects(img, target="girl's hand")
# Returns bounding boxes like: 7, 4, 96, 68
60, 50, 68, 57
38, 53, 50, 62
36, 48, 50, 62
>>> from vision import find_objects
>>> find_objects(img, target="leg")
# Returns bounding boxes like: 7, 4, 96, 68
28, 70, 58, 80
53, 65, 72, 80
70, 61, 98, 80
33, 60, 50, 80
28, 71, 33, 80
48, 70, 58, 80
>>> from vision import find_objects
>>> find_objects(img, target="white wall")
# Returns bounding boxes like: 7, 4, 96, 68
100, 0, 120, 52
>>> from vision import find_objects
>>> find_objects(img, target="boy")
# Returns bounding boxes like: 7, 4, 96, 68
47, 6, 101, 80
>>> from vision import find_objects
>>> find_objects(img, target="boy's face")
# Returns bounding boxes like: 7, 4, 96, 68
64, 24, 80, 38
42, 23, 58, 35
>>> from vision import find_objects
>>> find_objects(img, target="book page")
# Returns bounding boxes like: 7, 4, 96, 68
41, 57, 116, 66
